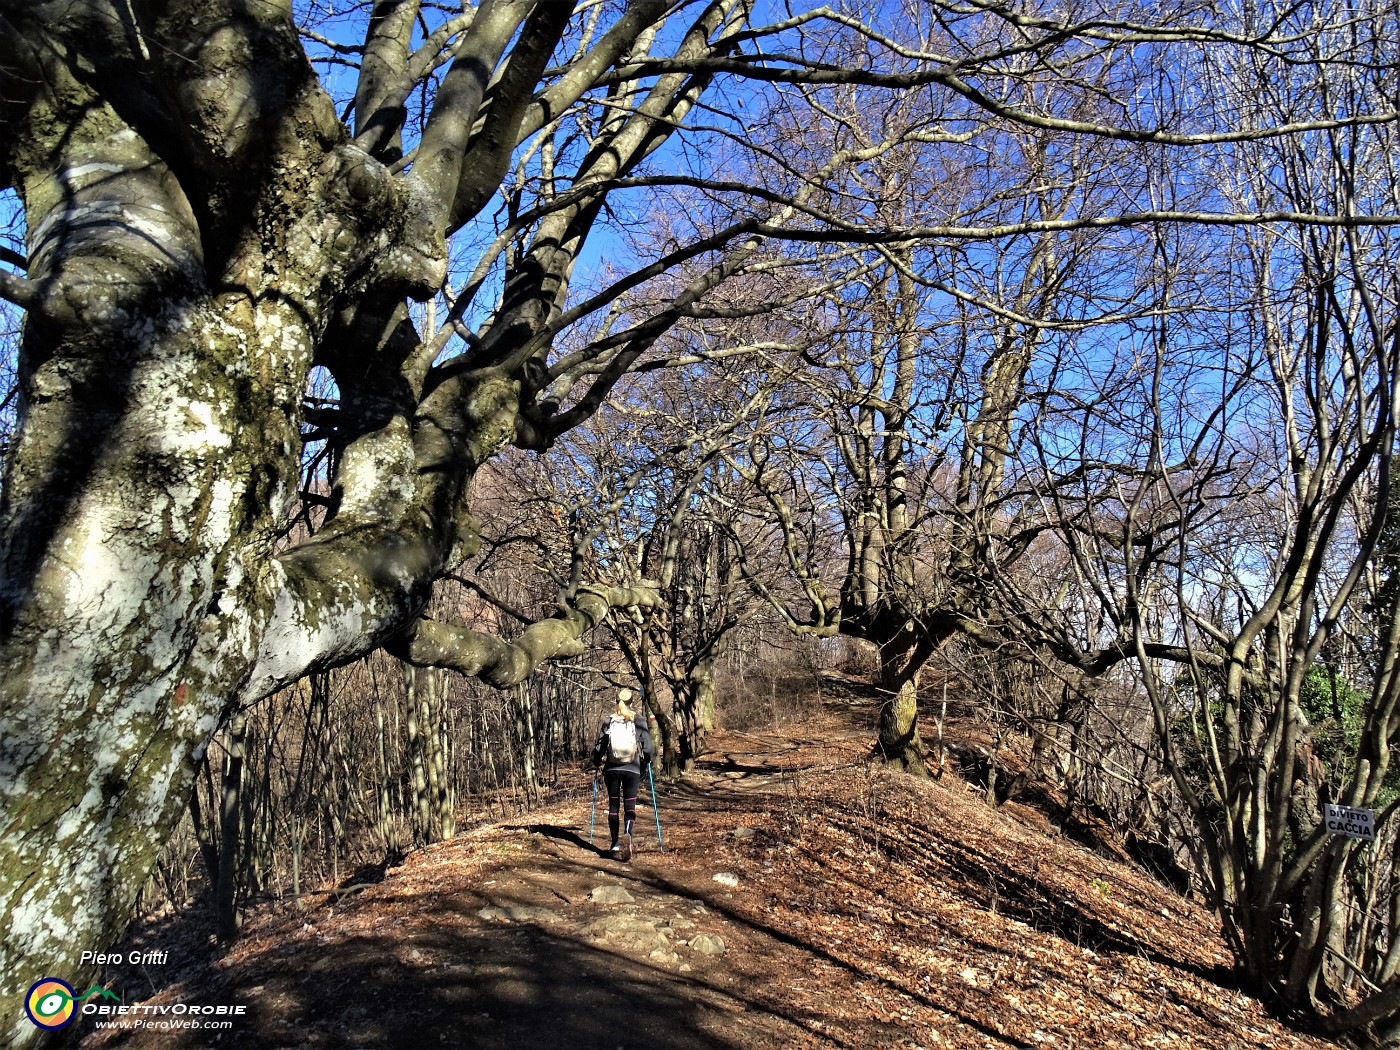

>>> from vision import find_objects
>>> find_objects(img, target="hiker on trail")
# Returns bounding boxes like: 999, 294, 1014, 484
592, 688, 653, 861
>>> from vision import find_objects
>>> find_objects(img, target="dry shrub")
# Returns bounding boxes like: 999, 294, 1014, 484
715, 659, 826, 731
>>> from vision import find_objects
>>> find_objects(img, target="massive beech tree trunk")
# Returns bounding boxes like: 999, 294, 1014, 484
0, 6, 409, 1023
872, 625, 935, 774
0, 2, 667, 1038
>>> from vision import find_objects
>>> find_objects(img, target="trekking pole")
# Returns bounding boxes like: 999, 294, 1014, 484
647, 762, 664, 853
587, 770, 599, 844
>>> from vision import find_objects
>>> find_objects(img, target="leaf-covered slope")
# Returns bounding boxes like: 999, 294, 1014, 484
83, 711, 1332, 1049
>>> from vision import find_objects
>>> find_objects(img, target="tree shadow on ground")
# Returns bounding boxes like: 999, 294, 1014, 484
86, 882, 815, 1050
507, 822, 594, 852
243, 924, 739, 1049
605, 865, 1039, 1049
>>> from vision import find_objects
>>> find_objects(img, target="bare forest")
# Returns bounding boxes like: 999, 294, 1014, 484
2, 0, 1400, 1045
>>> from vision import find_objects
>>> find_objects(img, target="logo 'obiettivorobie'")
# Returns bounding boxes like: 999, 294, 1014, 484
25, 978, 120, 1030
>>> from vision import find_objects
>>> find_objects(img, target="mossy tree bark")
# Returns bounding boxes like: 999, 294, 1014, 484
0, 1, 683, 1037
873, 625, 936, 776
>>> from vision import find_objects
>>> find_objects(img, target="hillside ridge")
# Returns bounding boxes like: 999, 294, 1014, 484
82, 702, 1329, 1049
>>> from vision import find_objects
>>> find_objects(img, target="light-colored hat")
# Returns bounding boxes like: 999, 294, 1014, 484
615, 687, 636, 719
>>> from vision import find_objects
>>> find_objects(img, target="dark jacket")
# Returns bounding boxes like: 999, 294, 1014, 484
593, 713, 652, 774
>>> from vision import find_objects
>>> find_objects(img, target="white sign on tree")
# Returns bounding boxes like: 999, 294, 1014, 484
1325, 804, 1376, 842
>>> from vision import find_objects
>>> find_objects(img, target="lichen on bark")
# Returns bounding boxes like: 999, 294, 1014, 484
391, 582, 662, 688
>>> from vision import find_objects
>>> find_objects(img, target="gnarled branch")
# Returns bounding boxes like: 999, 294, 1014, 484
389, 581, 660, 687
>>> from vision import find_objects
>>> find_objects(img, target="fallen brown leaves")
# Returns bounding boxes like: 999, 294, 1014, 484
82, 705, 1335, 1050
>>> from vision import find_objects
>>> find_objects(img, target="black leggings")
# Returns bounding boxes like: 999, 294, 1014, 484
604, 768, 641, 841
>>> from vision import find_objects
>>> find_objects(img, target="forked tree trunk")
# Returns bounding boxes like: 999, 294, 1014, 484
675, 661, 718, 771
873, 635, 930, 776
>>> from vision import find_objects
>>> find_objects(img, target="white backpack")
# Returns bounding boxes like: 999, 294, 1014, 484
605, 717, 639, 764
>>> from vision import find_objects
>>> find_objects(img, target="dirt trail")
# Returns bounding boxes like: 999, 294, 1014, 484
81, 704, 1333, 1050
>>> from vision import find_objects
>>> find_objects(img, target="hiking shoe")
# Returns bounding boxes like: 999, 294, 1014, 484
605, 843, 621, 858
621, 833, 632, 862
